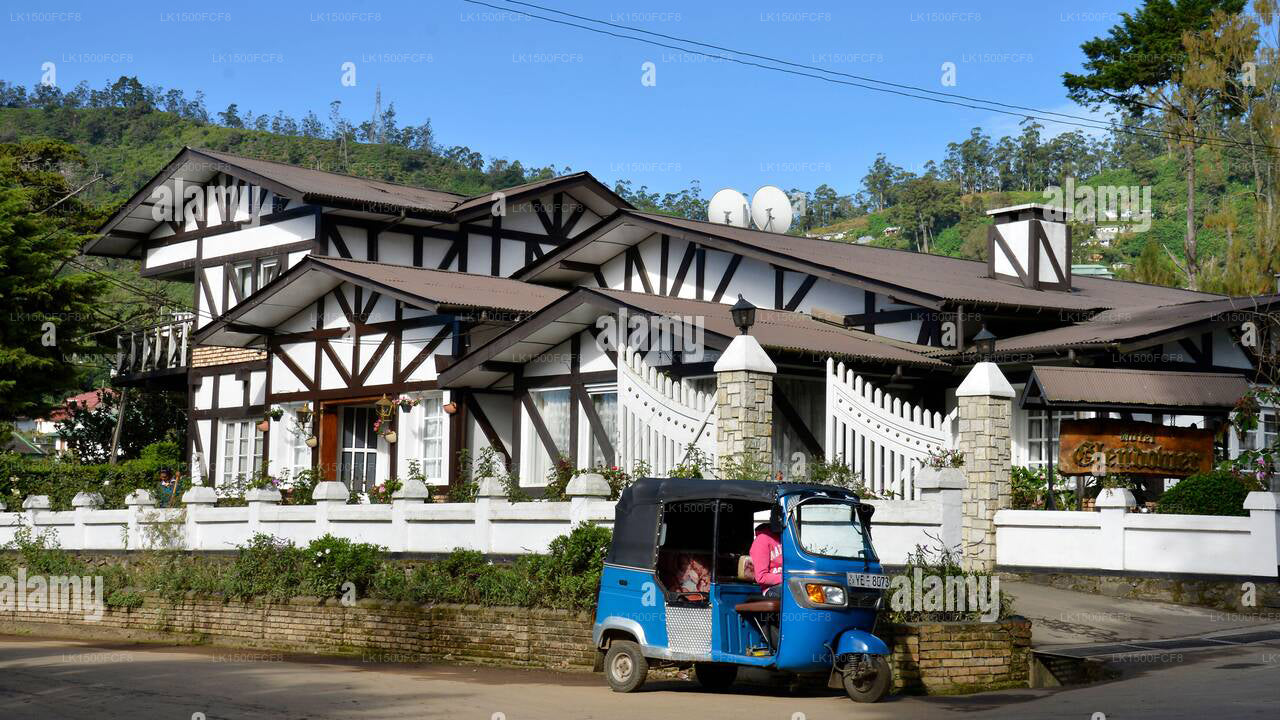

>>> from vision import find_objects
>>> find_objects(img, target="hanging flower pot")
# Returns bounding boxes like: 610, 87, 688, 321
305, 436, 318, 448
443, 401, 458, 415
384, 431, 398, 444
256, 419, 270, 433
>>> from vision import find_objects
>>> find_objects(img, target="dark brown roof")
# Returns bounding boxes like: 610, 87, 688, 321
961, 294, 1280, 356
623, 211, 1217, 312
450, 171, 632, 216
311, 256, 566, 313
194, 256, 566, 347
586, 288, 947, 368
1023, 366, 1248, 412
193, 148, 466, 215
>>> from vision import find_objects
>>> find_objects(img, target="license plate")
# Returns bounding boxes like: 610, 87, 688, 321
847, 572, 890, 590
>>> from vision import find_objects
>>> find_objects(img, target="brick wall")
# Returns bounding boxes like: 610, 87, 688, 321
192, 345, 267, 368
0, 595, 1029, 692
883, 618, 1032, 694
0, 594, 594, 670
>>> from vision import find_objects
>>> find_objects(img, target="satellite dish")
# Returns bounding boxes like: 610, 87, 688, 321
708, 188, 750, 228
751, 186, 793, 233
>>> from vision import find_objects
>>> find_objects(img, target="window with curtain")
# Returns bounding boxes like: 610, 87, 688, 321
420, 393, 446, 483
526, 388, 571, 485
221, 420, 264, 485
587, 390, 617, 468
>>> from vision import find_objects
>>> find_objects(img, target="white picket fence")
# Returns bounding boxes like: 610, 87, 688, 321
616, 345, 717, 475
825, 358, 957, 499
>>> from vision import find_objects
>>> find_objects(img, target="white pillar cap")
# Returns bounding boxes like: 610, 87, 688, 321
713, 334, 777, 374
955, 361, 1016, 398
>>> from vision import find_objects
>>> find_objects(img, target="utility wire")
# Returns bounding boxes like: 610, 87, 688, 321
467, 0, 1277, 155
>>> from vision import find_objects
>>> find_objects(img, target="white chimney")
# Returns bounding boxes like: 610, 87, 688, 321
986, 204, 1072, 291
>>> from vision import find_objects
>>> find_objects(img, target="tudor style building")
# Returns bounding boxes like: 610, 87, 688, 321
89, 148, 1280, 496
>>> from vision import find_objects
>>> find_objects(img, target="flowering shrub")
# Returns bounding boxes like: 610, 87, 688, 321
366, 478, 402, 504
924, 447, 965, 469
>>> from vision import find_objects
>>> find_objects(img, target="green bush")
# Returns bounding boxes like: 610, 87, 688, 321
303, 534, 385, 598
0, 454, 184, 510
1156, 470, 1262, 516
223, 534, 307, 601
0, 523, 613, 610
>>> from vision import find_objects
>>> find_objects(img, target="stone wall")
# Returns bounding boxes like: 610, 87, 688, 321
1002, 570, 1280, 614
0, 594, 595, 670
0, 593, 1030, 694
883, 618, 1032, 694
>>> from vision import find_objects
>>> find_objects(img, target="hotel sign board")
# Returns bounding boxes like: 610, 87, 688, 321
1057, 419, 1214, 478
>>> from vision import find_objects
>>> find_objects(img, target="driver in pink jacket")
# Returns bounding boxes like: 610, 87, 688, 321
749, 522, 783, 597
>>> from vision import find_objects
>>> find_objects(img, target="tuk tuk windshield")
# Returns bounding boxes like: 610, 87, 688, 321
792, 498, 877, 561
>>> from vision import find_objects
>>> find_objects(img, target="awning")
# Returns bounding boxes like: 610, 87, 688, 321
1019, 366, 1250, 414
437, 286, 948, 389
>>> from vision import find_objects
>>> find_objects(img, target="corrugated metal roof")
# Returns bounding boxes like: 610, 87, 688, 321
948, 294, 1280, 357
311, 256, 566, 313
591, 289, 947, 368
1025, 366, 1248, 410
193, 149, 466, 215
624, 211, 1217, 313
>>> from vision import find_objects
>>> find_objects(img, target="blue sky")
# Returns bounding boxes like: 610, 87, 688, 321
2, 0, 1132, 196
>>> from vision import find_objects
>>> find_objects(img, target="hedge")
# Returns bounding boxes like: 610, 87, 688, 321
0, 522, 613, 612
1155, 470, 1261, 517
0, 452, 186, 511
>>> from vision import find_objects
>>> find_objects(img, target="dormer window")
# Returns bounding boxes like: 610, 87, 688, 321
234, 262, 254, 298
259, 259, 280, 288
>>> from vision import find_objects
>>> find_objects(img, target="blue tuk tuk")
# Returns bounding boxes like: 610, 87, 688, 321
592, 477, 892, 702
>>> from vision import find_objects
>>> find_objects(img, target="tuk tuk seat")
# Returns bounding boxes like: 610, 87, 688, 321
735, 597, 780, 613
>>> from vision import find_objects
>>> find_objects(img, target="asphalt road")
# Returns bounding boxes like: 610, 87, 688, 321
1, 635, 1278, 719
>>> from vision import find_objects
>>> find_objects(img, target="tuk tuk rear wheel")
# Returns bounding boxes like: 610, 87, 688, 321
604, 640, 648, 693
842, 655, 891, 703
693, 662, 738, 691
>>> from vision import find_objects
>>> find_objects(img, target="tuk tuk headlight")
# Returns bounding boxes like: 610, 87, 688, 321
804, 583, 846, 606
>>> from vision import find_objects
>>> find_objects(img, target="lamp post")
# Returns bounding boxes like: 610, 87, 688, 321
730, 294, 756, 335
972, 324, 996, 359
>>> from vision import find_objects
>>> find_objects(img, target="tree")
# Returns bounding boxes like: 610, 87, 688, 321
0, 140, 105, 421
861, 154, 903, 211
1064, 0, 1249, 288
55, 388, 187, 463
889, 175, 963, 253
1131, 237, 1181, 286
217, 103, 243, 127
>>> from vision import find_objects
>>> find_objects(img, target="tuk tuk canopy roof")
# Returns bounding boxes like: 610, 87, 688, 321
606, 478, 861, 569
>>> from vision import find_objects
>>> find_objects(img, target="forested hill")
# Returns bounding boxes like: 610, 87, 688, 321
0, 76, 1270, 296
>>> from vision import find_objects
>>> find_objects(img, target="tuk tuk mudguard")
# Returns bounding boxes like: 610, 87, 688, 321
833, 628, 890, 658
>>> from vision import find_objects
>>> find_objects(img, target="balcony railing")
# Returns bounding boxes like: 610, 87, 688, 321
114, 313, 194, 379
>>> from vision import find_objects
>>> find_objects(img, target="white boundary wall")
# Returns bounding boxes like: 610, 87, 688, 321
0, 482, 961, 565
995, 489, 1280, 578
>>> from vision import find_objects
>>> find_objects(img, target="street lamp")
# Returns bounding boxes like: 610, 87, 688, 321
730, 294, 757, 335
973, 325, 997, 360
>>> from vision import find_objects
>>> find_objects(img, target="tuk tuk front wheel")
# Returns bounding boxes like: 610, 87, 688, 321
693, 662, 738, 691
842, 655, 891, 703
604, 640, 648, 693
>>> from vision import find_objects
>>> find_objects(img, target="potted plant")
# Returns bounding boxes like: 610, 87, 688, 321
396, 394, 419, 413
